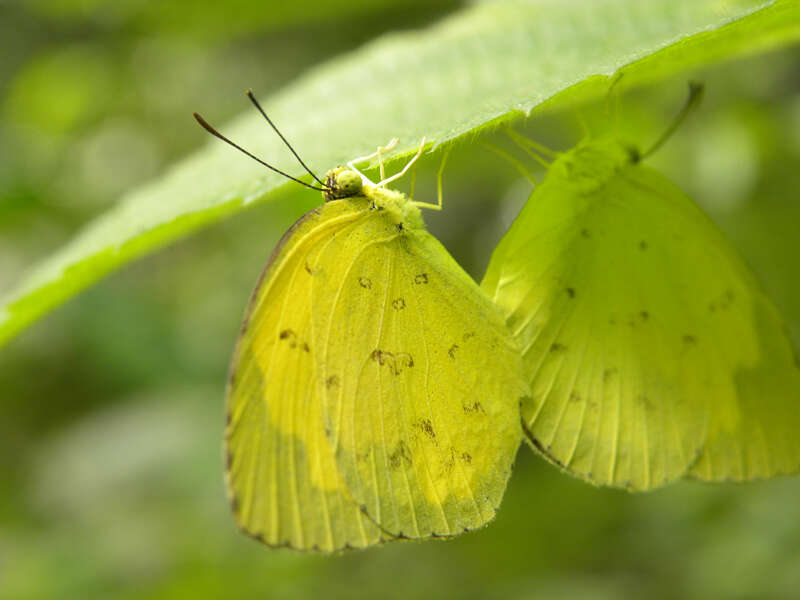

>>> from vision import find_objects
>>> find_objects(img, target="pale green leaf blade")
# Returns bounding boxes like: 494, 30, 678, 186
3, 0, 798, 346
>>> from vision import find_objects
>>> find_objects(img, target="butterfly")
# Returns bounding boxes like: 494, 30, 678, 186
481, 83, 800, 490
194, 92, 528, 551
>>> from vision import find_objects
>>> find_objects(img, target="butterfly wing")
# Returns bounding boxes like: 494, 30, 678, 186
226, 198, 384, 551
311, 209, 526, 538
482, 139, 800, 489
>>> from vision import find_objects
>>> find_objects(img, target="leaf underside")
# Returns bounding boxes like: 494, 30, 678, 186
2, 0, 798, 346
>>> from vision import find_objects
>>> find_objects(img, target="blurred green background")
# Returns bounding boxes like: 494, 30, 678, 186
2, 1, 800, 598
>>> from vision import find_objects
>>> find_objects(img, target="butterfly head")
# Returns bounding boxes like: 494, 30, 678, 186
323, 167, 364, 202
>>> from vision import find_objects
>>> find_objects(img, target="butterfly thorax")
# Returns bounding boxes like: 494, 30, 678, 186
323, 166, 423, 231
552, 139, 635, 195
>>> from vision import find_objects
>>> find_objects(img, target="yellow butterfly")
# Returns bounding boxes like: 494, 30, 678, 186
482, 85, 800, 490
195, 94, 527, 552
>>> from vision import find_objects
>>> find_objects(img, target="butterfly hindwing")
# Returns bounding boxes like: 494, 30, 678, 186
226, 198, 384, 551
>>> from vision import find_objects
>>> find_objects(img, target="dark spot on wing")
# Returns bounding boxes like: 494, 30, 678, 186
463, 331, 476, 342
683, 334, 697, 345
603, 367, 618, 381
460, 452, 472, 464
550, 342, 567, 352
443, 447, 456, 473
358, 277, 372, 289
581, 228, 591, 238
448, 344, 459, 359
279, 329, 311, 351
389, 440, 412, 469
413, 418, 436, 439
639, 240, 648, 251
304, 262, 318, 275
711, 289, 736, 313
279, 329, 299, 348
325, 375, 340, 388
392, 298, 406, 311
566, 287, 576, 299
640, 310, 649, 321
371, 349, 414, 375
414, 273, 428, 285
463, 401, 486, 414
638, 394, 654, 411
396, 222, 404, 232
569, 391, 581, 403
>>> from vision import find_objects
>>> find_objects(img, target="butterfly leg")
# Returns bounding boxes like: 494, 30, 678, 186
410, 144, 451, 211
377, 137, 426, 188
347, 138, 399, 187
506, 128, 556, 165
483, 140, 538, 186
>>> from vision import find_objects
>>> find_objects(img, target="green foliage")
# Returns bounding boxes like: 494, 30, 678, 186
2, 1, 800, 598
2, 0, 798, 346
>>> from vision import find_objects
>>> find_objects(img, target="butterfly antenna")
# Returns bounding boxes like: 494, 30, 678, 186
193, 112, 327, 192
246, 90, 327, 187
641, 81, 704, 160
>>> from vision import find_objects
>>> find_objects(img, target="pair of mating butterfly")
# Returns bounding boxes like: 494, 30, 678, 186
194, 85, 800, 552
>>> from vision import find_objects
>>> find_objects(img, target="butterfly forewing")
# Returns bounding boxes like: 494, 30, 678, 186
225, 199, 384, 551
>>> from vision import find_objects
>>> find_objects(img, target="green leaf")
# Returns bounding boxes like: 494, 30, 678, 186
2, 0, 798, 347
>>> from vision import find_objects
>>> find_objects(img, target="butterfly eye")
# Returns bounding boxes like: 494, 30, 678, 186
335, 170, 363, 197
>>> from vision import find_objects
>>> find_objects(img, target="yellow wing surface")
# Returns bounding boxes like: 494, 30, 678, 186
226, 197, 383, 551
482, 139, 800, 490
227, 180, 526, 549
311, 190, 526, 538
